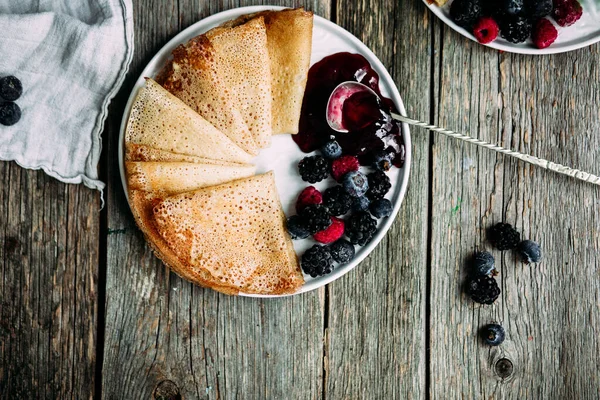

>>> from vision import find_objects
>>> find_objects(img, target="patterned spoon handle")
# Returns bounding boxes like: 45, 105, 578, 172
392, 113, 600, 186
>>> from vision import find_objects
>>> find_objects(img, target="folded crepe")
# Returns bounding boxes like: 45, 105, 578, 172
204, 17, 273, 148
157, 35, 258, 155
221, 8, 313, 135
126, 79, 253, 163
126, 161, 255, 193
125, 143, 243, 166
151, 172, 304, 295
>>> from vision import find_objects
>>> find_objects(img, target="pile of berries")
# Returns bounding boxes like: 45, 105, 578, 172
0, 76, 23, 126
289, 140, 394, 278
448, 0, 584, 49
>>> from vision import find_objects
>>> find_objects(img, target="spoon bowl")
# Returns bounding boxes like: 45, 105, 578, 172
326, 81, 380, 133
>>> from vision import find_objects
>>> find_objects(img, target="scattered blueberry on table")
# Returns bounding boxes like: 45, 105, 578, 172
0, 75, 23, 126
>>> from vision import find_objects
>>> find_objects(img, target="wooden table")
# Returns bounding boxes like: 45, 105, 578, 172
2, 1, 600, 398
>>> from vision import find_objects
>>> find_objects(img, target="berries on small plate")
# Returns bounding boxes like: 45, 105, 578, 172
0, 102, 21, 126
366, 170, 391, 201
300, 204, 332, 235
345, 211, 377, 246
323, 185, 352, 216
298, 155, 329, 183
489, 223, 521, 250
342, 170, 369, 197
331, 155, 360, 181
296, 186, 323, 213
314, 217, 345, 244
517, 240, 542, 263
553, 0, 583, 26
533, 18, 558, 48
0, 76, 23, 101
302, 244, 334, 277
481, 324, 506, 346
473, 17, 499, 44
450, 0, 483, 29
320, 140, 343, 159
472, 251, 496, 276
286, 215, 310, 240
467, 275, 501, 304
329, 239, 355, 263
369, 198, 393, 219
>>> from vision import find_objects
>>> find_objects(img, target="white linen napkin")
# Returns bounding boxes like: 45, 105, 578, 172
0, 0, 134, 194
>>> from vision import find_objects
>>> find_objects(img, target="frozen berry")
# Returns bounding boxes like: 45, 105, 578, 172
473, 17, 499, 44
300, 204, 331, 235
302, 245, 334, 277
0, 102, 21, 126
467, 275, 501, 304
366, 170, 391, 201
323, 186, 352, 216
553, 0, 583, 27
481, 324, 505, 346
298, 155, 329, 183
331, 155, 359, 182
345, 211, 377, 246
489, 223, 520, 250
472, 251, 496, 276
296, 186, 323, 213
517, 240, 542, 264
373, 150, 394, 171
352, 196, 370, 212
342, 171, 369, 198
532, 18, 558, 49
369, 198, 393, 219
0, 76, 22, 101
526, 0, 553, 18
314, 217, 345, 244
500, 15, 532, 44
450, 0, 483, 29
329, 239, 355, 263
286, 215, 310, 240
320, 140, 343, 159
498, 0, 524, 15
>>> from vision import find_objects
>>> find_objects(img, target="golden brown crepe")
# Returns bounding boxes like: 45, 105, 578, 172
125, 143, 244, 166
126, 79, 254, 163
151, 172, 304, 295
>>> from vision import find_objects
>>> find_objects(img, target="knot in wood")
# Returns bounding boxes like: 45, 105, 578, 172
495, 358, 514, 379
153, 380, 182, 400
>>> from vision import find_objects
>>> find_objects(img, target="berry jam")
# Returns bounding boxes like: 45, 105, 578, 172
294, 52, 405, 168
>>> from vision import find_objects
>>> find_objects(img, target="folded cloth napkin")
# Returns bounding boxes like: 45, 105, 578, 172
0, 0, 134, 193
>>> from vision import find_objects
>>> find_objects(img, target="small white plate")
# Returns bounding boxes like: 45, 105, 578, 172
424, 0, 600, 54
119, 6, 412, 297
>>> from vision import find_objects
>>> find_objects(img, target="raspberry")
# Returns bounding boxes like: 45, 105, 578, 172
302, 245, 334, 277
314, 217, 345, 244
330, 155, 359, 182
553, 0, 582, 27
345, 212, 377, 246
296, 186, 323, 213
532, 19, 558, 49
473, 17, 499, 44
489, 223, 520, 250
323, 186, 352, 216
500, 15, 532, 43
300, 204, 332, 235
450, 0, 483, 29
298, 155, 329, 183
467, 275, 501, 304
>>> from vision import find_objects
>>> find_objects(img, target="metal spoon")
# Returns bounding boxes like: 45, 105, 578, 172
326, 81, 600, 186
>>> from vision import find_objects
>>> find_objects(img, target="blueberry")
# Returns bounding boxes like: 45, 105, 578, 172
501, 0, 523, 15
0, 76, 23, 101
286, 215, 309, 240
320, 140, 343, 159
472, 251, 495, 276
373, 150, 393, 171
517, 240, 542, 264
481, 324, 505, 346
369, 198, 393, 218
0, 102, 21, 126
329, 239, 355, 263
352, 196, 370, 212
342, 171, 368, 197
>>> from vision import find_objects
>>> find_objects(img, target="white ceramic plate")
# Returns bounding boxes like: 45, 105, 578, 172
119, 6, 412, 297
424, 0, 600, 54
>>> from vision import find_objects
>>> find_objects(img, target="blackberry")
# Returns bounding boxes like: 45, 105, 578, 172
320, 140, 343, 159
517, 240, 542, 264
298, 155, 329, 183
366, 170, 391, 201
467, 275, 500, 304
481, 324, 505, 346
450, 0, 483, 29
300, 204, 331, 235
302, 245, 334, 277
329, 239, 355, 263
0, 76, 23, 101
369, 198, 393, 218
472, 251, 496, 276
345, 211, 377, 246
352, 196, 370, 212
0, 102, 21, 126
342, 171, 369, 197
286, 215, 309, 240
489, 223, 520, 250
499, 15, 532, 44
526, 0, 552, 18
323, 186, 352, 216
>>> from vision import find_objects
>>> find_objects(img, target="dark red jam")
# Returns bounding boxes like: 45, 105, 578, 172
294, 52, 405, 168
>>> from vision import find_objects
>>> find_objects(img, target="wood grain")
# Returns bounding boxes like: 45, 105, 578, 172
429, 24, 600, 398
101, 1, 328, 399
0, 165, 100, 399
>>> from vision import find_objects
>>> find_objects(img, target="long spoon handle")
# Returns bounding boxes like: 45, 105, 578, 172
392, 113, 600, 187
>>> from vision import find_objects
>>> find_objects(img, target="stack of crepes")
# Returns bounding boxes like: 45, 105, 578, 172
124, 8, 314, 295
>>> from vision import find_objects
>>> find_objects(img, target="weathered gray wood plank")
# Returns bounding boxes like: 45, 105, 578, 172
430, 23, 600, 398
0, 164, 100, 399
325, 0, 430, 398
101, 1, 328, 399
